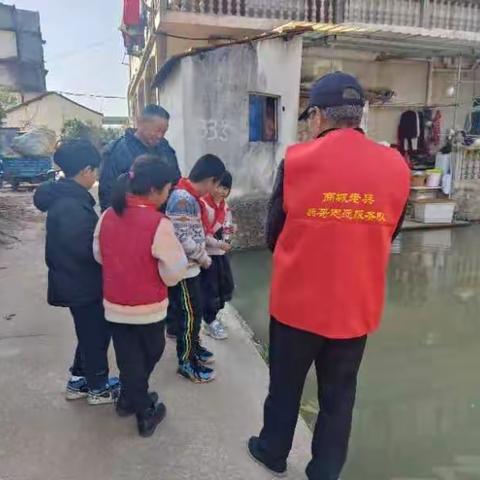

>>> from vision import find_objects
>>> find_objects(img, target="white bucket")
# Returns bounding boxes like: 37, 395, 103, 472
426, 172, 442, 187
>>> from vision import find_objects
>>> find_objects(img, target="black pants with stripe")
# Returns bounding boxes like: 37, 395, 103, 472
110, 321, 166, 414
168, 276, 203, 364
259, 318, 367, 480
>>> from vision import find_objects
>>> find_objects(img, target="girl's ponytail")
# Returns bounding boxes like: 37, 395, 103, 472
110, 154, 175, 215
111, 173, 130, 216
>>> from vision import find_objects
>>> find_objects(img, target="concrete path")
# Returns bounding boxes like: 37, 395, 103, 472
0, 192, 312, 480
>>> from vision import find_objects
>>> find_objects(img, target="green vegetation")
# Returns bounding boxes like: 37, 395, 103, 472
0, 89, 19, 125
61, 119, 122, 148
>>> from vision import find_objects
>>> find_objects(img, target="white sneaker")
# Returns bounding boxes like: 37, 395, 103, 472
205, 319, 228, 340
87, 378, 121, 406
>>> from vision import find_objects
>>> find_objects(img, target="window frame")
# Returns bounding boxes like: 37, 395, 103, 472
248, 93, 280, 143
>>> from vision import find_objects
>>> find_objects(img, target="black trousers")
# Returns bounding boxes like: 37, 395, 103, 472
168, 277, 203, 364
69, 301, 111, 391
111, 321, 166, 414
259, 318, 367, 480
166, 288, 179, 336
200, 255, 234, 324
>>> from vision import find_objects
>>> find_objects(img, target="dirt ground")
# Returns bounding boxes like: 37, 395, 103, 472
0, 189, 42, 248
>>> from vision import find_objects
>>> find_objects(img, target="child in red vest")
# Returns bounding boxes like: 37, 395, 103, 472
94, 154, 187, 438
200, 171, 235, 340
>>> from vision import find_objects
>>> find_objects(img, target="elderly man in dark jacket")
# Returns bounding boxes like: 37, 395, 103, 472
99, 104, 181, 212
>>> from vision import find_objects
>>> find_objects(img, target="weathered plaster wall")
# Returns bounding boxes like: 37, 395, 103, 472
0, 30, 17, 59
0, 4, 46, 93
159, 36, 302, 197
454, 180, 480, 221
158, 36, 302, 247
157, 65, 187, 170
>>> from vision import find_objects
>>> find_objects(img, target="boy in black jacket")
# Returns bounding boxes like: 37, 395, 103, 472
34, 139, 119, 405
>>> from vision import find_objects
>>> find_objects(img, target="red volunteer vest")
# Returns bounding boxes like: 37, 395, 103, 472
270, 129, 410, 339
99, 196, 167, 306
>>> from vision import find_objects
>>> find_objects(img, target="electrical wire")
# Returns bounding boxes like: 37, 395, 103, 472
46, 36, 118, 63
56, 91, 126, 100
156, 29, 232, 41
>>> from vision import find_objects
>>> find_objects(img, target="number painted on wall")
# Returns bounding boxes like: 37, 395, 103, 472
198, 119, 230, 142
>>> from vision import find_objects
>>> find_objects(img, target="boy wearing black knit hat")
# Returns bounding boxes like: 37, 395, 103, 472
34, 139, 119, 405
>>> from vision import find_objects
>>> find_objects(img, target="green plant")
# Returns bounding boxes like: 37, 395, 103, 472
61, 119, 123, 147
0, 88, 19, 125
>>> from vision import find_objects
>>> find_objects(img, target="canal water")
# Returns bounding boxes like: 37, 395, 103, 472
231, 226, 480, 480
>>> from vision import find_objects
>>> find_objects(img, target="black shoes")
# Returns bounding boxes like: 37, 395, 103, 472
116, 392, 159, 418
137, 402, 167, 438
116, 392, 166, 438
247, 436, 287, 477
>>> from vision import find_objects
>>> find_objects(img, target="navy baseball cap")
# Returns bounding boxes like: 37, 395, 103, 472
299, 71, 365, 121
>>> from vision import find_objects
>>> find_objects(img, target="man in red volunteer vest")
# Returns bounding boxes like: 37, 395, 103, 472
248, 72, 410, 479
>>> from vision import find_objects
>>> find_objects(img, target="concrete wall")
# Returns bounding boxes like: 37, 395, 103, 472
0, 30, 17, 59
0, 3, 46, 93
5, 94, 103, 136
453, 180, 480, 221
156, 36, 302, 248
157, 64, 186, 166
158, 36, 303, 197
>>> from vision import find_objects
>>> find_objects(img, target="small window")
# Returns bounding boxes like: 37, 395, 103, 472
249, 94, 278, 142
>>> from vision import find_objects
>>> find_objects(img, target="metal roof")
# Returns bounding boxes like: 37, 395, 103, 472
283, 21, 480, 59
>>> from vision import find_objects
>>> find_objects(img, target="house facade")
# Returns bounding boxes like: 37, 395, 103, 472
124, 0, 480, 232
0, 3, 46, 101
5, 92, 103, 137
154, 36, 302, 195
151, 35, 302, 247
126, 0, 480, 117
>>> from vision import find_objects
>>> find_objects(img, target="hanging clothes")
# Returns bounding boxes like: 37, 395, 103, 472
466, 103, 480, 136
398, 110, 431, 155
431, 110, 442, 147
398, 110, 420, 155
122, 0, 145, 54
417, 110, 426, 153
123, 0, 140, 26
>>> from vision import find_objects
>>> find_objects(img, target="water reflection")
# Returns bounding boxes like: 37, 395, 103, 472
231, 226, 480, 480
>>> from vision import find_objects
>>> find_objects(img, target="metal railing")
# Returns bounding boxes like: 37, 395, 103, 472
345, 0, 480, 33
166, 0, 343, 23
164, 0, 480, 32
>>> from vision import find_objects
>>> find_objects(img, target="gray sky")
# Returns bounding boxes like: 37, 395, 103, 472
5, 0, 129, 116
